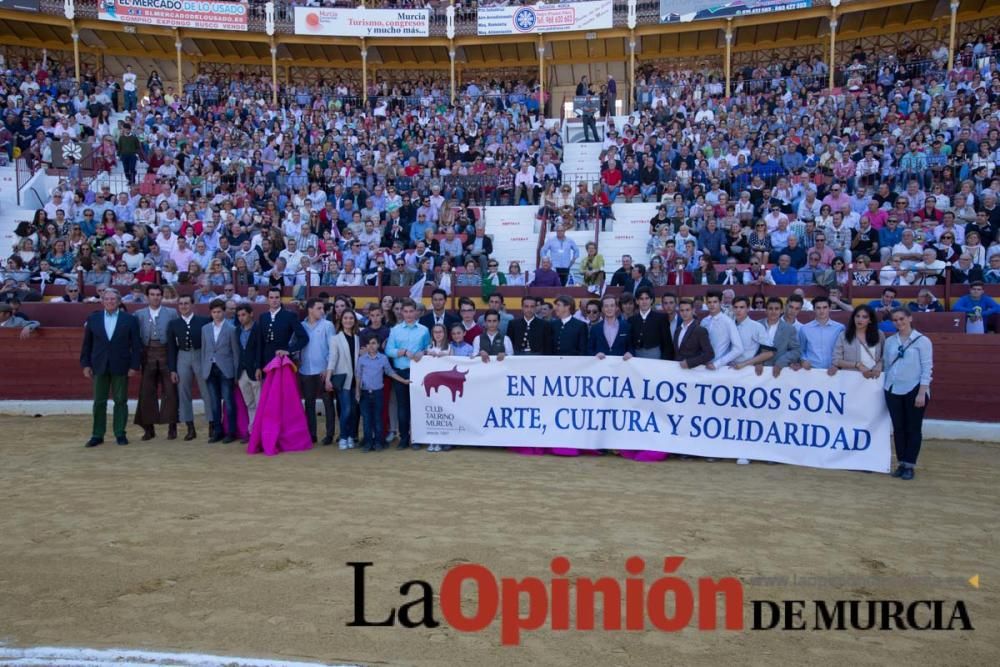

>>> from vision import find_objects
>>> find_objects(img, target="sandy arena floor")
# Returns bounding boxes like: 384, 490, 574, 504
0, 415, 997, 666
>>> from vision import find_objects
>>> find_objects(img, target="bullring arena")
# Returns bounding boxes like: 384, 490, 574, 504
1, 0, 999, 665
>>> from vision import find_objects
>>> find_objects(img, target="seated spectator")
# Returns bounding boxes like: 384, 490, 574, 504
0, 303, 39, 339
951, 282, 1000, 334
771, 254, 798, 286
908, 289, 944, 313
529, 257, 561, 288
912, 248, 948, 286
950, 254, 985, 285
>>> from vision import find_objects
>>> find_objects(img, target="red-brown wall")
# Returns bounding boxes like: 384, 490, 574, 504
1, 329, 995, 423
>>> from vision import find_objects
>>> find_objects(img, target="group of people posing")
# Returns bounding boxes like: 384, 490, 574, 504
78, 284, 933, 479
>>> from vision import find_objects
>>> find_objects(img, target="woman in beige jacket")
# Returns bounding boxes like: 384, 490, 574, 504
830, 304, 884, 379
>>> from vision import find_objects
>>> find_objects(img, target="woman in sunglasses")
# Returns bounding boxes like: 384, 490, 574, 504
882, 309, 933, 481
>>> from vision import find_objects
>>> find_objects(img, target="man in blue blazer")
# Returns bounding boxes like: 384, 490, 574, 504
588, 294, 634, 357
257, 286, 308, 369
79, 289, 142, 447
549, 295, 588, 355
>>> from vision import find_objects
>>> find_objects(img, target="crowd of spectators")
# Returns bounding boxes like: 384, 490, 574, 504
2, 30, 999, 333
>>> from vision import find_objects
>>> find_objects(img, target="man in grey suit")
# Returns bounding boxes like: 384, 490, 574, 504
133, 284, 179, 441
761, 296, 801, 377
200, 298, 241, 443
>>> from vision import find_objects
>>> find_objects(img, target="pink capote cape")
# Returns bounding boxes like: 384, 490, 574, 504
247, 356, 313, 456
223, 385, 250, 441
620, 450, 669, 463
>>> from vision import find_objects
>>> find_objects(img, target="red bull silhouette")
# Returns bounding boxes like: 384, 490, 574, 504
422, 366, 470, 402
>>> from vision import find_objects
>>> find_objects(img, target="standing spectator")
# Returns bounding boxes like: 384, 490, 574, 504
673, 298, 714, 369
257, 287, 308, 369
355, 334, 410, 453
133, 284, 179, 441
701, 290, 744, 370
199, 299, 240, 444
80, 289, 142, 447
549, 295, 588, 357
627, 286, 672, 361
166, 295, 211, 441
761, 296, 801, 376
298, 298, 337, 446
235, 304, 262, 434
540, 225, 580, 286
590, 294, 632, 357
508, 295, 552, 356
831, 305, 884, 378
883, 309, 933, 481
798, 296, 845, 370
385, 298, 430, 450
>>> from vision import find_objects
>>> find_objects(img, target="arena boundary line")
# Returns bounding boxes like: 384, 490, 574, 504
0, 643, 353, 666
0, 402, 996, 444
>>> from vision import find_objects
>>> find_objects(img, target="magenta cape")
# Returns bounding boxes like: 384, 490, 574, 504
223, 386, 251, 441
247, 356, 313, 456
620, 450, 669, 462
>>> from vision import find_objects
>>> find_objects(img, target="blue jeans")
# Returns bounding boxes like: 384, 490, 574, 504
206, 364, 236, 437
337, 387, 356, 441
360, 389, 384, 447
394, 368, 412, 446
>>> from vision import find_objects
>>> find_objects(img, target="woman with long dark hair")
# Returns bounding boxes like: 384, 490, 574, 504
831, 304, 884, 379
882, 309, 933, 480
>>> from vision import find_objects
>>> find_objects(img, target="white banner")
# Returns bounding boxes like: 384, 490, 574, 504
99, 0, 248, 32
478, 1, 613, 36
411, 356, 891, 472
294, 7, 430, 38
483, 206, 540, 273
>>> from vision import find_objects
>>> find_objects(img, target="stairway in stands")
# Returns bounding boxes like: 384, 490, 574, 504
560, 140, 604, 189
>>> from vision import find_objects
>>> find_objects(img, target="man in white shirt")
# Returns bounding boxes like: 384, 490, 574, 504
700, 290, 743, 370
122, 65, 138, 111
912, 248, 947, 285
472, 310, 514, 360
278, 238, 305, 272
729, 295, 773, 465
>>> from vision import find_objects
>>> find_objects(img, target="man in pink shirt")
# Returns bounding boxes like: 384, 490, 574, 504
821, 183, 851, 212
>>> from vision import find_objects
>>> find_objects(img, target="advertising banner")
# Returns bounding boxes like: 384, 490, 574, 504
0, 0, 40, 12
98, 0, 249, 32
478, 1, 613, 36
660, 0, 812, 23
294, 7, 430, 38
411, 356, 891, 472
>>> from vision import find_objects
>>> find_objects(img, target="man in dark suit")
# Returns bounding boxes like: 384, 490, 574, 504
257, 286, 308, 369
628, 264, 654, 297
628, 286, 673, 360
463, 227, 493, 272
167, 294, 211, 441
235, 303, 262, 434
673, 298, 714, 369
79, 288, 142, 447
549, 295, 588, 355
200, 299, 241, 443
419, 288, 459, 331
133, 284, 179, 441
508, 295, 552, 355
589, 294, 633, 357
609, 254, 635, 292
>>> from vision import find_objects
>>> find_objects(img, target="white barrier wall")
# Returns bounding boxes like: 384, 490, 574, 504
483, 206, 541, 273
599, 202, 657, 274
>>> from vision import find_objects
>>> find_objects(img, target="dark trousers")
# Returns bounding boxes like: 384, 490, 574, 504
583, 114, 598, 142
300, 373, 335, 441
134, 344, 178, 426
885, 387, 927, 467
360, 389, 384, 447
122, 153, 138, 185
205, 364, 236, 436
92, 373, 129, 438
394, 368, 412, 446
556, 267, 570, 285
